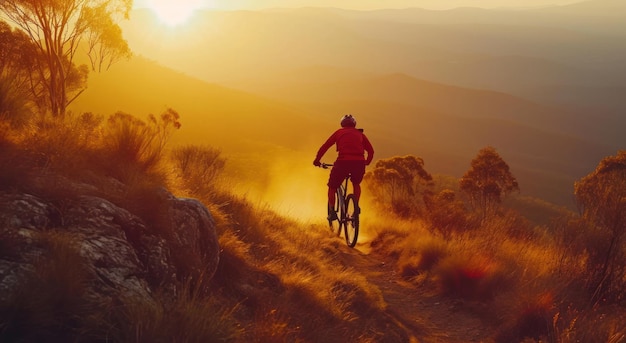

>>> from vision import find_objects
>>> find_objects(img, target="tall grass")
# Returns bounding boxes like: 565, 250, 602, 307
0, 231, 92, 342
170, 144, 226, 199
3, 107, 624, 342
368, 195, 626, 342
1, 109, 247, 342
102, 110, 179, 184
95, 279, 243, 343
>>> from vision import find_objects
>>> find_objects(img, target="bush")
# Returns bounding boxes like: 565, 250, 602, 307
0, 76, 34, 128
100, 282, 243, 343
171, 144, 226, 199
103, 109, 180, 182
433, 253, 507, 300
398, 237, 448, 279
495, 292, 555, 342
426, 189, 472, 238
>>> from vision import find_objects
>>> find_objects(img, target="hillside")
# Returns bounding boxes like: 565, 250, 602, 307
72, 56, 616, 206
121, 5, 626, 113
2, 116, 624, 342
3, 1, 626, 342
70, 56, 329, 153
112, 4, 625, 206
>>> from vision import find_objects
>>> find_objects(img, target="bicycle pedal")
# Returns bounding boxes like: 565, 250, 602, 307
327, 210, 338, 221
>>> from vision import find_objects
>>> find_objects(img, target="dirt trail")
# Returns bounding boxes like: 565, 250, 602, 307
339, 244, 494, 343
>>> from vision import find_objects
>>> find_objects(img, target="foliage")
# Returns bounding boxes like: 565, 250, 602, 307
171, 145, 226, 200
103, 108, 181, 181
460, 146, 519, 220
83, 4, 132, 72
574, 150, 626, 304
0, 21, 40, 126
398, 236, 449, 279
433, 253, 508, 301
0, 0, 132, 116
97, 281, 244, 343
365, 154, 433, 217
425, 189, 473, 238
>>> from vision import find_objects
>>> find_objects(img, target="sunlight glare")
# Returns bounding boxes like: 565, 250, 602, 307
148, 0, 208, 27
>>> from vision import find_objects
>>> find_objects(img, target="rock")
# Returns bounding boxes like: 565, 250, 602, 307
0, 187, 220, 306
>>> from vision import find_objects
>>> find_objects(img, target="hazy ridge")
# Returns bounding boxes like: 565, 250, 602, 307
72, 0, 625, 207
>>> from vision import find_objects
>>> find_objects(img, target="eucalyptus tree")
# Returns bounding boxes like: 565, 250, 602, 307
0, 21, 37, 125
365, 155, 433, 217
460, 146, 519, 220
574, 150, 626, 303
0, 0, 133, 117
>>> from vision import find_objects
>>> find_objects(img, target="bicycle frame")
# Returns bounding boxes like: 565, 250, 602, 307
321, 163, 360, 247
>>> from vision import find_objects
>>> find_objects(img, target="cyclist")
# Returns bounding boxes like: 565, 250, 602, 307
313, 114, 374, 221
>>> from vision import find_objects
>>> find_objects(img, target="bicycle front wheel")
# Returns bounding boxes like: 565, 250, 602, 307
344, 194, 359, 248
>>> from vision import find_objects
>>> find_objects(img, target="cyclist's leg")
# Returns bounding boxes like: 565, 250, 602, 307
349, 161, 366, 213
353, 183, 361, 202
328, 187, 336, 208
327, 186, 338, 220
327, 162, 348, 221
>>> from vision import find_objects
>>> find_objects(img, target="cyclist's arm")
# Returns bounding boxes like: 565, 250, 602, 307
314, 133, 337, 163
363, 134, 374, 165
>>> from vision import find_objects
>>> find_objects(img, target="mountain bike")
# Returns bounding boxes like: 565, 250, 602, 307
320, 163, 360, 248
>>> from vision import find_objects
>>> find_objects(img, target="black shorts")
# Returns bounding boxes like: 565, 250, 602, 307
328, 160, 366, 189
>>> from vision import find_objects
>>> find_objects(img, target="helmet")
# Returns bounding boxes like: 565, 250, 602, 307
340, 114, 357, 127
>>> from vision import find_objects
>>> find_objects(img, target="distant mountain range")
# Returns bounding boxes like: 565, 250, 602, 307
121, 2, 626, 113
71, 1, 624, 207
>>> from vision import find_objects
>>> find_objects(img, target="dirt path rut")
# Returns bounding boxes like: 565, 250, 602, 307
341, 245, 494, 342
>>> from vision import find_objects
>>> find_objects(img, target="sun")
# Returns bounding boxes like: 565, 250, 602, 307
147, 0, 208, 27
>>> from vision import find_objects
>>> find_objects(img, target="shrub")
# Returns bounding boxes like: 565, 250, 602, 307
426, 189, 472, 238
398, 237, 448, 279
17, 112, 103, 174
495, 292, 556, 342
102, 109, 180, 182
0, 76, 34, 128
433, 253, 507, 300
364, 155, 433, 218
83, 278, 243, 343
170, 144, 226, 199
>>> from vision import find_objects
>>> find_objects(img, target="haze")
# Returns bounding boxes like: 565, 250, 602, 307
135, 0, 585, 10
72, 0, 626, 209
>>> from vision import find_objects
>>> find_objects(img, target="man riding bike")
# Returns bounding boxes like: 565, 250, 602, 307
313, 114, 375, 221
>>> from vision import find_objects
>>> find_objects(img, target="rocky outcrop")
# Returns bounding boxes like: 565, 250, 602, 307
0, 187, 220, 305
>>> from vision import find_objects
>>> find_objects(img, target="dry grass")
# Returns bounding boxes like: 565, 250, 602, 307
170, 144, 226, 199
367, 199, 626, 343
104, 282, 243, 343
0, 231, 93, 342
397, 236, 449, 279
2, 111, 624, 342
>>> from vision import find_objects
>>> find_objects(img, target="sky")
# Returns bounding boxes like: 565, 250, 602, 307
134, 0, 586, 11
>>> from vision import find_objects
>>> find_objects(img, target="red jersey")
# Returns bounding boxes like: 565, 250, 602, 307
315, 127, 374, 163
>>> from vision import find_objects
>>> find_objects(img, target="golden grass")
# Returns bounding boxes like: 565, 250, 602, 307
365, 200, 625, 342
2, 111, 624, 342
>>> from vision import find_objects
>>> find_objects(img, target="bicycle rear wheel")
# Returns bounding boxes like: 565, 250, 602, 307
344, 194, 359, 247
